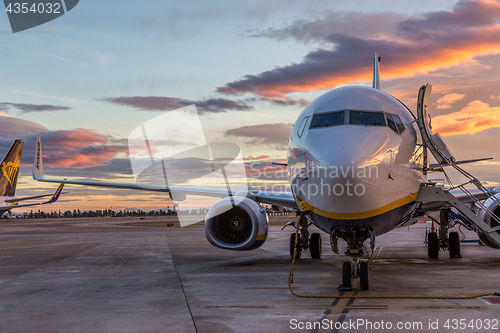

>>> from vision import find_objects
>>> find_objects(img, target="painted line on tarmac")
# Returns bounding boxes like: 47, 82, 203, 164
293, 305, 387, 310
311, 281, 360, 333
369, 233, 425, 265
201, 305, 275, 309
243, 287, 302, 290
404, 305, 488, 310
312, 233, 425, 333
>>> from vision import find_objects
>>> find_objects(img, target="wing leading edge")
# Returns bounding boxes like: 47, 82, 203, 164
32, 136, 298, 209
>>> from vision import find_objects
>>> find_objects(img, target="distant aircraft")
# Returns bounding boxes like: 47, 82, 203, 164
32, 53, 500, 290
0, 139, 64, 216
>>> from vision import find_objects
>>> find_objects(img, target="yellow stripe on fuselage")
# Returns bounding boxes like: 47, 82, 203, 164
297, 192, 418, 220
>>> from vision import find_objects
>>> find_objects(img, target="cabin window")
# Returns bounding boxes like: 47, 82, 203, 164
349, 111, 386, 126
385, 113, 399, 133
310, 111, 345, 128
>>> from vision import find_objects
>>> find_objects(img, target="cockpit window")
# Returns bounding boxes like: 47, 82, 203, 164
349, 111, 386, 126
385, 113, 406, 134
310, 111, 345, 128
386, 113, 398, 133
297, 116, 310, 138
393, 114, 405, 133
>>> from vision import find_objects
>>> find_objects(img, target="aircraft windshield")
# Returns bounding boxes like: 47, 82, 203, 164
310, 111, 345, 128
386, 113, 398, 133
349, 111, 386, 126
386, 113, 406, 134
393, 114, 405, 133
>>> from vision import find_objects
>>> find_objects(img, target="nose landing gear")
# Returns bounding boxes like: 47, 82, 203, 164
337, 230, 371, 290
341, 258, 370, 291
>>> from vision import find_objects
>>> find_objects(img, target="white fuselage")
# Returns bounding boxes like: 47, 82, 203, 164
288, 86, 425, 235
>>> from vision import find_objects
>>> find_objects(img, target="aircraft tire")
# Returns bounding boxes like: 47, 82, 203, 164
428, 232, 439, 259
290, 233, 301, 259
448, 232, 461, 258
359, 261, 369, 290
310, 233, 322, 258
342, 262, 352, 288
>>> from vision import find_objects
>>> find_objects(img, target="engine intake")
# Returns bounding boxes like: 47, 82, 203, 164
477, 193, 500, 249
205, 197, 268, 250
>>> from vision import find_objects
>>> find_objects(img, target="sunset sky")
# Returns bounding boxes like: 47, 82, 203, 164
2, 0, 500, 213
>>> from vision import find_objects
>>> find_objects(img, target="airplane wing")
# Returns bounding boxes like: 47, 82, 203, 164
4, 191, 68, 203
0, 183, 65, 211
32, 137, 299, 210
429, 157, 492, 169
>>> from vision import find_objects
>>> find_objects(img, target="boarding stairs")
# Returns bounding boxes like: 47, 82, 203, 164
414, 84, 500, 245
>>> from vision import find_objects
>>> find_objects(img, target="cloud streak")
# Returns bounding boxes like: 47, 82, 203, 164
0, 102, 72, 114
100, 96, 252, 113
248, 11, 404, 44
263, 98, 309, 107
218, 0, 500, 98
225, 123, 293, 149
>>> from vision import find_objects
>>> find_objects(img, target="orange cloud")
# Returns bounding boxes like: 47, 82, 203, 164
432, 100, 500, 136
218, 0, 500, 98
435, 93, 465, 109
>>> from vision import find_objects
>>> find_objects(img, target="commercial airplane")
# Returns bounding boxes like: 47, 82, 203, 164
0, 139, 65, 216
32, 53, 500, 290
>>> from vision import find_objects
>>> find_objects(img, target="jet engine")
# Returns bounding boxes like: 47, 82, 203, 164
477, 193, 500, 249
205, 197, 268, 250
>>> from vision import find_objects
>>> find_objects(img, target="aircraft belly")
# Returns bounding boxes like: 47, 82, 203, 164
301, 168, 421, 235
307, 201, 417, 235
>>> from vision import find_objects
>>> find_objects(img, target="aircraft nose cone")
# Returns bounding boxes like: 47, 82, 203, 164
313, 126, 387, 171
295, 127, 388, 215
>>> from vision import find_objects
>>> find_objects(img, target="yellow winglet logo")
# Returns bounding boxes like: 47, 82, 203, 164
54, 184, 63, 197
2, 161, 19, 187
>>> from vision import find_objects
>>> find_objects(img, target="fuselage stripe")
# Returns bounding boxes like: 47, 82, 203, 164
296, 192, 418, 220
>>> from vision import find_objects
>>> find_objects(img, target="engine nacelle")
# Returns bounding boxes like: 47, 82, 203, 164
477, 193, 500, 249
205, 197, 268, 250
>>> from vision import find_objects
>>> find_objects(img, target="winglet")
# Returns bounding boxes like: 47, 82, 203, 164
373, 52, 380, 90
47, 183, 64, 203
33, 136, 45, 181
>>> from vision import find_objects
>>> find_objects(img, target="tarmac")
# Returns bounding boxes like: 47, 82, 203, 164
0, 216, 499, 333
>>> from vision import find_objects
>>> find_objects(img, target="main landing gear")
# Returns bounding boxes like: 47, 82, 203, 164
286, 216, 322, 259
426, 209, 462, 259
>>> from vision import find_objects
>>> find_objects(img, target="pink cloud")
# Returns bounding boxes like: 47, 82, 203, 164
435, 93, 465, 109
432, 100, 500, 136
36, 129, 126, 168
